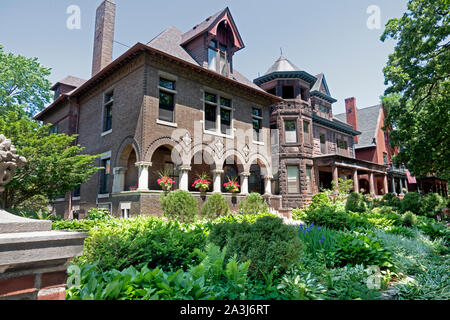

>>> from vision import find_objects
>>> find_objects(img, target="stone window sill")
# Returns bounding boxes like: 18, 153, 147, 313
157, 119, 178, 128
101, 129, 112, 137
97, 193, 110, 199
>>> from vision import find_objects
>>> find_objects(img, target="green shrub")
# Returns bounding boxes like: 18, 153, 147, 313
417, 217, 449, 242
87, 208, 111, 221
381, 193, 401, 209
52, 219, 99, 231
200, 193, 229, 220
292, 208, 306, 221
208, 216, 303, 279
420, 193, 445, 217
160, 190, 198, 223
309, 192, 330, 209
82, 217, 207, 271
345, 192, 367, 213
401, 211, 418, 227
400, 192, 422, 214
384, 225, 415, 238
335, 232, 393, 269
297, 223, 339, 266
239, 193, 268, 215
67, 243, 252, 300
215, 212, 276, 224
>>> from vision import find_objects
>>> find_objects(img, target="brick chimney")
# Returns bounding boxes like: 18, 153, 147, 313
345, 97, 358, 143
91, 0, 116, 76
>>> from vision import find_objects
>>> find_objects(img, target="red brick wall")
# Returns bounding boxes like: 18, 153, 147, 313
0, 271, 67, 300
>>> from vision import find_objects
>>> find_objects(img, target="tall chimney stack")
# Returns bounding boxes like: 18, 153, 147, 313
345, 97, 359, 143
92, 0, 116, 77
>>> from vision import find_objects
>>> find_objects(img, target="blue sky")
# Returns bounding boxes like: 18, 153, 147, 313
0, 0, 407, 114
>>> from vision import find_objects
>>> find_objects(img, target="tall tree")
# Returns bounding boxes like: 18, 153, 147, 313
0, 113, 100, 209
0, 45, 52, 118
381, 0, 449, 180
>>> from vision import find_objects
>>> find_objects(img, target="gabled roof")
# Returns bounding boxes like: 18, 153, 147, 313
148, 25, 263, 91
264, 55, 301, 75
310, 73, 336, 103
50, 76, 86, 90
35, 42, 280, 121
335, 104, 382, 149
180, 7, 244, 49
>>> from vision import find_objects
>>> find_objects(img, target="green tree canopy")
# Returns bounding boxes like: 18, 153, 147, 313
381, 0, 449, 180
0, 112, 100, 209
0, 45, 52, 118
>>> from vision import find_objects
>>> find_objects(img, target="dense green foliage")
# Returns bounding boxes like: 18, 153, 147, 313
345, 192, 367, 213
238, 192, 268, 215
0, 45, 52, 117
81, 217, 207, 272
159, 190, 198, 223
200, 193, 229, 220
0, 113, 100, 209
380, 0, 450, 180
400, 192, 422, 214
401, 211, 418, 227
208, 216, 303, 279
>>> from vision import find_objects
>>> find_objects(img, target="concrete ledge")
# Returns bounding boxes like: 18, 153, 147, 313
0, 210, 51, 234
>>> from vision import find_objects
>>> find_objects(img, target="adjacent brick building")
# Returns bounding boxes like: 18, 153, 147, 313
254, 57, 388, 209
335, 99, 448, 197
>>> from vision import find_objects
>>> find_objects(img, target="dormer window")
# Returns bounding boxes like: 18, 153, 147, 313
208, 39, 229, 76
207, 20, 234, 76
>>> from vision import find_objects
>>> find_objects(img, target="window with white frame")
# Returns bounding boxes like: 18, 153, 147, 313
99, 158, 111, 195
204, 92, 232, 135
252, 108, 263, 142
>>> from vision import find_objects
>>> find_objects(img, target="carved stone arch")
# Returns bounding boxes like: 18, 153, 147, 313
115, 136, 141, 168
143, 137, 183, 166
189, 143, 220, 170
220, 149, 246, 173
245, 153, 271, 177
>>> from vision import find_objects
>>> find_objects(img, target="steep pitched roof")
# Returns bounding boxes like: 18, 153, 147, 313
264, 55, 301, 75
335, 104, 382, 149
311, 73, 330, 96
148, 25, 263, 91
147, 26, 197, 64
50, 76, 86, 90
181, 8, 227, 44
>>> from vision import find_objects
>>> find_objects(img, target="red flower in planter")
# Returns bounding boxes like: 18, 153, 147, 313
224, 179, 240, 193
157, 176, 175, 191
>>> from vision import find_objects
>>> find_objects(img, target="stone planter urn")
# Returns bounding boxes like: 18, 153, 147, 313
0, 135, 88, 300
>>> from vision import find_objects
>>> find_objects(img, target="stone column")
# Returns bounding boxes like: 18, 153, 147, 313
404, 178, 409, 193
392, 177, 396, 195
178, 166, 191, 191
212, 169, 224, 193
135, 161, 152, 191
369, 172, 375, 195
239, 173, 250, 195
264, 176, 273, 196
383, 175, 389, 195
399, 178, 404, 195
332, 165, 339, 190
353, 169, 359, 193
112, 167, 127, 193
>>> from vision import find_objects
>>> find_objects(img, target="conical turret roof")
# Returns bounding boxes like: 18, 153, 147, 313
264, 55, 301, 75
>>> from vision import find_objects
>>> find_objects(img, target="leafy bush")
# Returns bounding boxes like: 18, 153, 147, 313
381, 193, 401, 209
309, 192, 330, 209
52, 219, 99, 231
87, 208, 111, 221
393, 259, 450, 300
215, 212, 276, 224
297, 223, 338, 258
277, 272, 327, 300
420, 193, 445, 217
238, 193, 268, 215
200, 193, 229, 220
159, 190, 198, 223
82, 217, 207, 271
384, 225, 415, 238
335, 232, 393, 269
67, 243, 252, 300
401, 211, 418, 227
345, 192, 367, 213
400, 192, 422, 214
208, 216, 303, 279
417, 217, 449, 242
